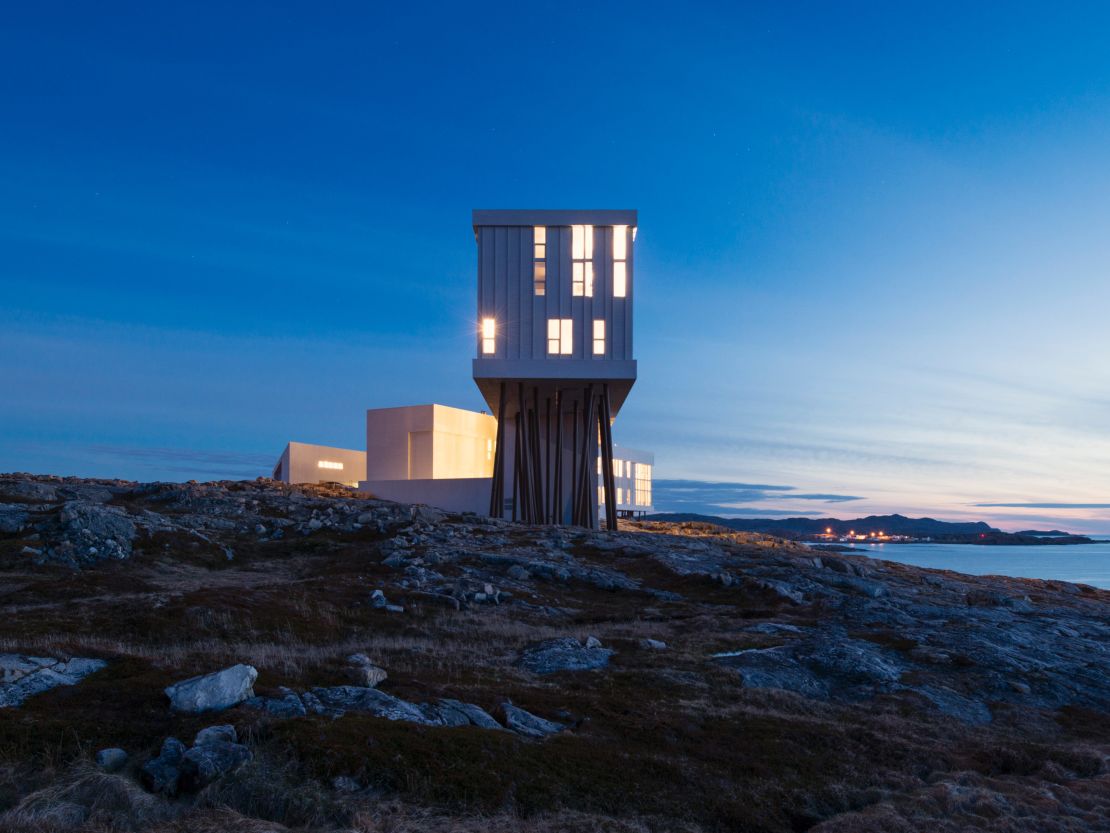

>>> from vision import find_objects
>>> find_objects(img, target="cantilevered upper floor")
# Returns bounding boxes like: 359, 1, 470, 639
471, 209, 638, 414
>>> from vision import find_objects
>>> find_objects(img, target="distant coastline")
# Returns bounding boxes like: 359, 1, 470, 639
646, 512, 1098, 546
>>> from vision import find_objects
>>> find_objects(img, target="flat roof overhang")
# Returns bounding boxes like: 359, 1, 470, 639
473, 209, 637, 233
472, 358, 637, 418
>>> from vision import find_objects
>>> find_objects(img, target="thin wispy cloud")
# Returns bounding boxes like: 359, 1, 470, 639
653, 479, 865, 516
973, 502, 1110, 509
84, 445, 274, 479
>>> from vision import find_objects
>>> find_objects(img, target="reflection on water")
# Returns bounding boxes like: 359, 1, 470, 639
838, 541, 1110, 589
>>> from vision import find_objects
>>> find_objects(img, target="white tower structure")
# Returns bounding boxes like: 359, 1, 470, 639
472, 209, 638, 529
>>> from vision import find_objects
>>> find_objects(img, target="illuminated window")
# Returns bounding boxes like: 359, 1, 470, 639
613, 225, 628, 297
612, 458, 621, 478
547, 318, 573, 355
616, 487, 623, 505
533, 226, 546, 296
571, 225, 594, 297
318, 460, 344, 470
481, 317, 496, 354
486, 438, 493, 461
634, 463, 652, 506
593, 319, 605, 355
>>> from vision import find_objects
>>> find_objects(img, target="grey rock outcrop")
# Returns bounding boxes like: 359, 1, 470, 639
518, 637, 614, 674
0, 654, 107, 708
45, 501, 137, 566
165, 664, 257, 713
309, 685, 434, 723
0, 504, 29, 534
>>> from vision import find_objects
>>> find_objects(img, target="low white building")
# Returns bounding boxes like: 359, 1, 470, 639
275, 404, 653, 518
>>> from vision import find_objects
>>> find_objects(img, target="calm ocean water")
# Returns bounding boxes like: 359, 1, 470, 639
835, 540, 1110, 589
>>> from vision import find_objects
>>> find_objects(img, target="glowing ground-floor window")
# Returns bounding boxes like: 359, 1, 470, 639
547, 318, 573, 355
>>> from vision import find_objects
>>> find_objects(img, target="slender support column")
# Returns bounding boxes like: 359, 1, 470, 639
530, 387, 543, 523
544, 396, 552, 523
600, 384, 618, 531
553, 390, 563, 524
511, 408, 522, 522
577, 385, 595, 528
570, 399, 580, 526
489, 381, 506, 518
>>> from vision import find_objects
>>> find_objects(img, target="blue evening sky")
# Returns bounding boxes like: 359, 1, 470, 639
3, 2, 1110, 531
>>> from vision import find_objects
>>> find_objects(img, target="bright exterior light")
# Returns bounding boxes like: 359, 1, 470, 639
317, 460, 344, 470
481, 317, 495, 354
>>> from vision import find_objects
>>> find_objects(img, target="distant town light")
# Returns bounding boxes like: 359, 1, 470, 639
317, 460, 344, 470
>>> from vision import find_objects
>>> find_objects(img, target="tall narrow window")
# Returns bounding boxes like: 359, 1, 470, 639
572, 225, 594, 297
547, 318, 573, 355
612, 224, 628, 298
592, 319, 605, 355
481, 317, 495, 354
533, 226, 546, 296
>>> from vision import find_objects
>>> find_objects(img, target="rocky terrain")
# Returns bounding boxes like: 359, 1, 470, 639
1, 473, 1108, 832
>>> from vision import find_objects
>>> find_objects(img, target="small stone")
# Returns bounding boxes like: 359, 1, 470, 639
333, 775, 361, 792
307, 518, 323, 531
254, 524, 267, 535
1010, 680, 1032, 695
179, 741, 252, 791
640, 638, 667, 650
194, 724, 237, 747
95, 747, 128, 772
347, 654, 387, 687
384, 604, 405, 613
507, 564, 531, 581
370, 589, 388, 608
584, 635, 603, 649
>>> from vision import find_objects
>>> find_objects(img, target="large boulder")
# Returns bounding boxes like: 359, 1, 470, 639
165, 664, 257, 713
518, 637, 614, 674
0, 654, 107, 708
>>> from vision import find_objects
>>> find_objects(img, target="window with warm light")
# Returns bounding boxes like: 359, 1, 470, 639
533, 226, 546, 296
317, 460, 344, 470
612, 225, 628, 298
592, 319, 605, 355
481, 317, 496, 354
634, 463, 652, 506
546, 318, 573, 355
571, 225, 594, 296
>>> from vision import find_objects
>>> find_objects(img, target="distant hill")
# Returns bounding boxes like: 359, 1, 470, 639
643, 512, 996, 538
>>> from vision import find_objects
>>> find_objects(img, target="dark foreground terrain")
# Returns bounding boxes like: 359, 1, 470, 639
1, 474, 1108, 832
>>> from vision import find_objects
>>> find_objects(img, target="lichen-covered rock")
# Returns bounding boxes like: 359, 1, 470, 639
518, 637, 614, 674
165, 664, 257, 713
0, 654, 107, 708
437, 698, 505, 730
346, 654, 388, 687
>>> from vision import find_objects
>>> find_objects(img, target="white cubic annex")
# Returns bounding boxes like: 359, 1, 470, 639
272, 209, 654, 526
